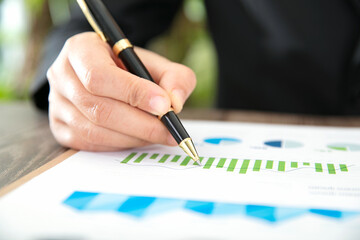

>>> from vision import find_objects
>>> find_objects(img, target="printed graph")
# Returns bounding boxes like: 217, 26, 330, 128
327, 143, 360, 152
203, 137, 241, 145
264, 140, 303, 148
63, 191, 359, 222
120, 152, 350, 175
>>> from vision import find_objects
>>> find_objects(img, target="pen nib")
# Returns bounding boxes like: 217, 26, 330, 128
195, 160, 203, 167
179, 138, 200, 165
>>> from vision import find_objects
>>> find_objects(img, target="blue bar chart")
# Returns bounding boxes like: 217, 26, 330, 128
63, 191, 359, 222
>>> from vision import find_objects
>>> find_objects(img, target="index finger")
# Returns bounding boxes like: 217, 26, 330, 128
66, 33, 171, 116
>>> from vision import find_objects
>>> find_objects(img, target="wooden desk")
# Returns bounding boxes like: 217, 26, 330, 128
1, 101, 360, 190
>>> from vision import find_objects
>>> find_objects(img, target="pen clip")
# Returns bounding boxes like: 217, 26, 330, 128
77, 0, 107, 42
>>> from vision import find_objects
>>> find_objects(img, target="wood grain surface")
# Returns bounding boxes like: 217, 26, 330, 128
0, 102, 359, 190
0, 102, 67, 189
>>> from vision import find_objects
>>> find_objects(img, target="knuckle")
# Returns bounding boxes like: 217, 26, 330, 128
89, 101, 112, 125
51, 123, 76, 149
65, 111, 78, 128
46, 67, 55, 84
64, 35, 77, 50
61, 133, 76, 149
126, 80, 145, 107
83, 67, 100, 94
180, 65, 197, 90
83, 123, 104, 145
65, 33, 100, 51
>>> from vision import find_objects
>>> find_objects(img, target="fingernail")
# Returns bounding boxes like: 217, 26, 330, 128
171, 89, 185, 112
149, 96, 168, 115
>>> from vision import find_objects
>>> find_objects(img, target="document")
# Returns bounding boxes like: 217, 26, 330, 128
1, 121, 360, 239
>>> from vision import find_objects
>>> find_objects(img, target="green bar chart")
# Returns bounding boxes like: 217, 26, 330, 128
291, 162, 298, 168
158, 154, 170, 163
217, 158, 226, 168
278, 161, 285, 172
120, 152, 350, 175
204, 157, 215, 169
121, 152, 137, 163
253, 160, 262, 171
150, 153, 159, 159
180, 156, 191, 166
315, 163, 323, 172
134, 153, 147, 163
266, 160, 273, 169
171, 155, 181, 162
239, 159, 250, 174
227, 159, 238, 172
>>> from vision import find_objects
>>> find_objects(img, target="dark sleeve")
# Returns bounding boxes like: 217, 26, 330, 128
31, 0, 183, 111
346, 0, 360, 113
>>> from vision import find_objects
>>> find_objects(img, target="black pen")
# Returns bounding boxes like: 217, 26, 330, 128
77, 0, 200, 164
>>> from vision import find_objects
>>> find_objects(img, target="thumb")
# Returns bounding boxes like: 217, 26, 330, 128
158, 63, 197, 113
134, 47, 196, 113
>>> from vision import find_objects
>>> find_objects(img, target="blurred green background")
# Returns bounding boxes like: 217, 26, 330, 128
0, 0, 217, 108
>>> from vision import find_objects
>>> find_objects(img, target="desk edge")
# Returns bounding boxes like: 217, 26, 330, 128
0, 149, 78, 197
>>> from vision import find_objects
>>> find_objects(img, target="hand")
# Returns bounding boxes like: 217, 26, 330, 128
47, 32, 196, 151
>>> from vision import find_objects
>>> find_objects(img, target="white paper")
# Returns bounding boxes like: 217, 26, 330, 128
1, 120, 360, 240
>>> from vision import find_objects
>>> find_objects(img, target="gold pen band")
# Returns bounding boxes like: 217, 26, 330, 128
157, 107, 175, 120
113, 38, 133, 56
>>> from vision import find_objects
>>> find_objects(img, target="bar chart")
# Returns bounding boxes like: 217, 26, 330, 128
63, 191, 359, 222
120, 152, 350, 175
203, 137, 241, 145
264, 140, 303, 148
327, 143, 360, 152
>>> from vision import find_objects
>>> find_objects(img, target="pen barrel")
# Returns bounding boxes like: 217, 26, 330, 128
118, 48, 155, 82
160, 111, 190, 144
85, 0, 126, 45
118, 48, 189, 143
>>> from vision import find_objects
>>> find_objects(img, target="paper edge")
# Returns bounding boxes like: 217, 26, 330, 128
0, 149, 78, 197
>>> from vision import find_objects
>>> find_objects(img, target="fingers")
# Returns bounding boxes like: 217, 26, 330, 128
48, 56, 176, 146
46, 32, 193, 151
65, 33, 171, 116
49, 89, 152, 150
49, 119, 122, 152
134, 47, 197, 113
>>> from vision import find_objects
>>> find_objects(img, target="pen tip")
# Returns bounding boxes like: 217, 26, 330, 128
179, 138, 200, 164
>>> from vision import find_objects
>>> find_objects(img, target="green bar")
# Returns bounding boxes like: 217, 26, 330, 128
121, 152, 137, 163
315, 163, 323, 172
180, 156, 191, 166
291, 162, 298, 168
278, 161, 285, 172
329, 146, 347, 151
204, 157, 215, 169
193, 157, 204, 165
134, 153, 147, 163
227, 159, 238, 172
327, 164, 336, 174
171, 155, 181, 162
150, 153, 159, 159
253, 160, 262, 171
239, 159, 250, 174
303, 162, 310, 166
340, 164, 348, 172
266, 160, 273, 169
216, 158, 226, 168
158, 154, 170, 163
